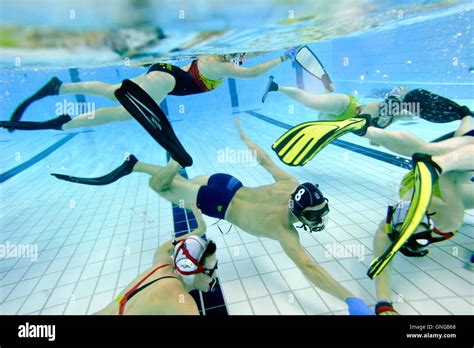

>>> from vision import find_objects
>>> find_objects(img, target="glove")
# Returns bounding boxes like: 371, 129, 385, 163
280, 47, 297, 62
345, 297, 374, 315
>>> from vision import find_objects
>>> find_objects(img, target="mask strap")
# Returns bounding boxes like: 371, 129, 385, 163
175, 241, 206, 275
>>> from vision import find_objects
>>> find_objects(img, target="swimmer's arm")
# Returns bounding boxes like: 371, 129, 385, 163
243, 51, 270, 59
234, 118, 298, 184
280, 231, 354, 302
154, 204, 206, 263
218, 58, 283, 79
373, 221, 394, 304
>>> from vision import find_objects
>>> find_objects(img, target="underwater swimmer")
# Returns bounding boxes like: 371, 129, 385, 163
373, 168, 473, 315
362, 113, 473, 279
263, 74, 472, 129
1, 49, 296, 132
53, 118, 373, 315
96, 204, 219, 315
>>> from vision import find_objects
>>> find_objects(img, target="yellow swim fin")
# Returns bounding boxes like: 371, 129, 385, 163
272, 116, 370, 166
367, 155, 440, 279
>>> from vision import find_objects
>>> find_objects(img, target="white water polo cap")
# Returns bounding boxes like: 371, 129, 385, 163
173, 236, 213, 287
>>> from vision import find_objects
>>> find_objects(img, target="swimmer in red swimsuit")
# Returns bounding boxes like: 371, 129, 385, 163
95, 204, 218, 315
2, 49, 297, 132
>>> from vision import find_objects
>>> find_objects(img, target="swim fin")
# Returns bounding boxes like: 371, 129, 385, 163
367, 154, 440, 279
8, 77, 63, 132
51, 154, 138, 185
0, 114, 71, 131
272, 116, 370, 166
114, 79, 192, 168
261, 76, 278, 103
296, 46, 335, 92
404, 89, 472, 123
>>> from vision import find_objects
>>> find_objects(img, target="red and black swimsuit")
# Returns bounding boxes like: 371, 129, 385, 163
117, 264, 179, 315
147, 60, 219, 96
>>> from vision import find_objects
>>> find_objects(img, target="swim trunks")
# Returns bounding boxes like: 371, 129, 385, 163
197, 174, 243, 219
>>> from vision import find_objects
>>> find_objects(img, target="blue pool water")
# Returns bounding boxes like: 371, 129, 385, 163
0, 4, 473, 315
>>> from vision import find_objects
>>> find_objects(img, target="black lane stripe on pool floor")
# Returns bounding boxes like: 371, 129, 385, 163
245, 110, 413, 170
0, 133, 78, 183
165, 156, 228, 316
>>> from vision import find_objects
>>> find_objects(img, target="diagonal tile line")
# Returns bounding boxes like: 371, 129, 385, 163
0, 133, 78, 183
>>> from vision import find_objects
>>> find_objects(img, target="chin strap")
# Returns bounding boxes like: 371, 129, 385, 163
211, 219, 233, 235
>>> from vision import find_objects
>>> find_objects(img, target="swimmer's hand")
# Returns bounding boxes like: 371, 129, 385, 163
280, 47, 297, 62
191, 203, 206, 236
345, 297, 374, 315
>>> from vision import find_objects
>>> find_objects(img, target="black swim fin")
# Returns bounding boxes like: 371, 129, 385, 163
114, 79, 193, 168
51, 155, 138, 185
262, 76, 278, 103
8, 77, 63, 132
404, 89, 472, 123
0, 114, 71, 131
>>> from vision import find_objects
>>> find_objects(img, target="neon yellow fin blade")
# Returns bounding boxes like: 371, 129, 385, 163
367, 160, 439, 279
272, 117, 368, 166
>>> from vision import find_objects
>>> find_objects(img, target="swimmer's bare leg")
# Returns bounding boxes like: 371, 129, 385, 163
277, 86, 347, 113
58, 74, 148, 102
135, 159, 200, 209
373, 223, 398, 315
431, 145, 474, 174
428, 172, 466, 231
63, 71, 174, 130
59, 81, 121, 101
364, 127, 474, 157
62, 106, 132, 130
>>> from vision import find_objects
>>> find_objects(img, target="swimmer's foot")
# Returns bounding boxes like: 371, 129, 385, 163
0, 114, 71, 131
460, 105, 473, 118
261, 76, 278, 103
412, 153, 443, 177
51, 154, 139, 186
321, 73, 335, 93
351, 114, 372, 136
8, 77, 63, 132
